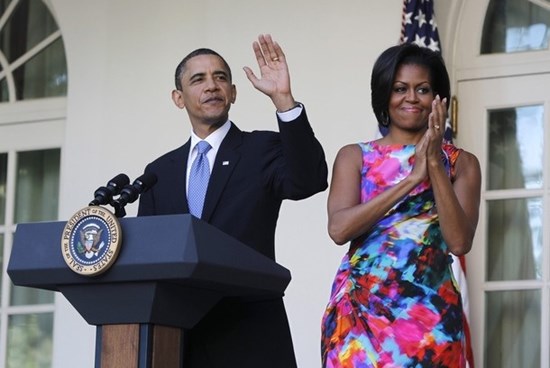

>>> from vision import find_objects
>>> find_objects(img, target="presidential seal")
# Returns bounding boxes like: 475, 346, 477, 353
61, 206, 122, 276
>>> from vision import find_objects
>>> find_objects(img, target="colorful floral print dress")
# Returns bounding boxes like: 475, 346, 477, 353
321, 141, 466, 368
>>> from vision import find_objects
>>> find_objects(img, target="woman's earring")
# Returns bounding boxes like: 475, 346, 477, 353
380, 111, 390, 127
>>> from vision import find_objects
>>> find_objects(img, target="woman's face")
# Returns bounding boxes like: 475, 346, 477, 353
388, 63, 434, 132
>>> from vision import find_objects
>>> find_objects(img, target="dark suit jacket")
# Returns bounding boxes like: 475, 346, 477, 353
138, 107, 327, 367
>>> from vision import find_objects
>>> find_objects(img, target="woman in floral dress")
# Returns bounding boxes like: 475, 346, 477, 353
321, 44, 481, 368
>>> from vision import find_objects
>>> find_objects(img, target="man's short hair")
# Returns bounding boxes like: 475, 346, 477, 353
174, 48, 232, 90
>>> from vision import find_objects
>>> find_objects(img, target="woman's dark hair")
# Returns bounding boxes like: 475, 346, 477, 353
370, 43, 450, 126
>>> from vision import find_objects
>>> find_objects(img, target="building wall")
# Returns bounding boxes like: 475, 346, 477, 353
47, 1, 456, 367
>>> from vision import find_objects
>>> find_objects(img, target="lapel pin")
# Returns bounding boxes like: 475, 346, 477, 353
222, 161, 229, 166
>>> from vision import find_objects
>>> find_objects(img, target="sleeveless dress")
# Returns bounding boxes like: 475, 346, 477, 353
321, 141, 466, 368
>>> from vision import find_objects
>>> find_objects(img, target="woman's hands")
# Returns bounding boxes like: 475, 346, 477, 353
416, 95, 481, 256
426, 95, 447, 162
412, 95, 447, 179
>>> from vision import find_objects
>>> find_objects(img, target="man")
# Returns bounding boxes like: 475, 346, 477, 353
138, 34, 327, 367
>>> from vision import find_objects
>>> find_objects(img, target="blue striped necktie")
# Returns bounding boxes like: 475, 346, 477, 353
188, 141, 211, 218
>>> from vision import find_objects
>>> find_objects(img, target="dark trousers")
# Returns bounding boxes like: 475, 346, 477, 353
183, 298, 297, 368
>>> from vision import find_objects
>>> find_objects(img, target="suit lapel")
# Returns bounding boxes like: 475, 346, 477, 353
171, 140, 191, 214
201, 124, 242, 221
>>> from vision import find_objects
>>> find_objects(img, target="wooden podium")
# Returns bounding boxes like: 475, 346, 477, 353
8, 214, 291, 368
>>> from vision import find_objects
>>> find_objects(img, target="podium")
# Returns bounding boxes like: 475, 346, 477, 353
7, 214, 291, 368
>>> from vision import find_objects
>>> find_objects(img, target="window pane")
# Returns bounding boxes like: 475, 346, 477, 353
10, 285, 53, 306
488, 106, 543, 190
6, 313, 53, 368
0, 234, 3, 305
481, 0, 550, 54
0, 0, 59, 64
485, 289, 540, 368
487, 197, 542, 281
0, 1, 10, 14
14, 38, 68, 100
0, 152, 6, 223
1, 150, 60, 306
0, 78, 7, 102
14, 149, 60, 223
12, 149, 58, 305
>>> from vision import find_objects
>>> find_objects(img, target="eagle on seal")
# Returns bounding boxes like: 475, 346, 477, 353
78, 224, 103, 258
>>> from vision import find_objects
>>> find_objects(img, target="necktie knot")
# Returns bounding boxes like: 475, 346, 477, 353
196, 140, 211, 155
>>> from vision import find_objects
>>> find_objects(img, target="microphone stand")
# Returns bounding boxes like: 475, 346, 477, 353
110, 200, 127, 218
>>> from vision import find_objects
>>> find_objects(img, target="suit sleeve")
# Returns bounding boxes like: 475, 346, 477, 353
274, 105, 328, 200
137, 164, 156, 216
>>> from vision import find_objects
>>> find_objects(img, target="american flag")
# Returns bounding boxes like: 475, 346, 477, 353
401, 0, 441, 53
398, 1, 475, 367
401, 1, 452, 142
378, 1, 450, 138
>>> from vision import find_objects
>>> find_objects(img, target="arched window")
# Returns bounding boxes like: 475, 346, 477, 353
481, 0, 550, 54
0, 0, 67, 102
0, 1, 66, 367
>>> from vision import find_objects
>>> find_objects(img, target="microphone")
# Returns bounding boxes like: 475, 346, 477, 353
89, 173, 130, 206
112, 172, 158, 211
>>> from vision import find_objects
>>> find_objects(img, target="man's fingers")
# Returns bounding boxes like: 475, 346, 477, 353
252, 41, 267, 67
243, 67, 258, 85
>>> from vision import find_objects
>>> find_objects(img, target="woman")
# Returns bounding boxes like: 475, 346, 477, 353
321, 43, 481, 367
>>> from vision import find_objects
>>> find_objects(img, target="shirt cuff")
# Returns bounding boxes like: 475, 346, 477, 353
276, 103, 303, 122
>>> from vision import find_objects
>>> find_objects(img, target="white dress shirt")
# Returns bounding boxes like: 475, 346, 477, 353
186, 104, 303, 194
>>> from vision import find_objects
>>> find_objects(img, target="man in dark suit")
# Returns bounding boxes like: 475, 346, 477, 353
138, 34, 327, 367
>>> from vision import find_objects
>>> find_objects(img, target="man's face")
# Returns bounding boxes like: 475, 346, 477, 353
172, 54, 236, 132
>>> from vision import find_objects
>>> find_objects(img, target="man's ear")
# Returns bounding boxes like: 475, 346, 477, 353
231, 84, 236, 104
172, 89, 186, 109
